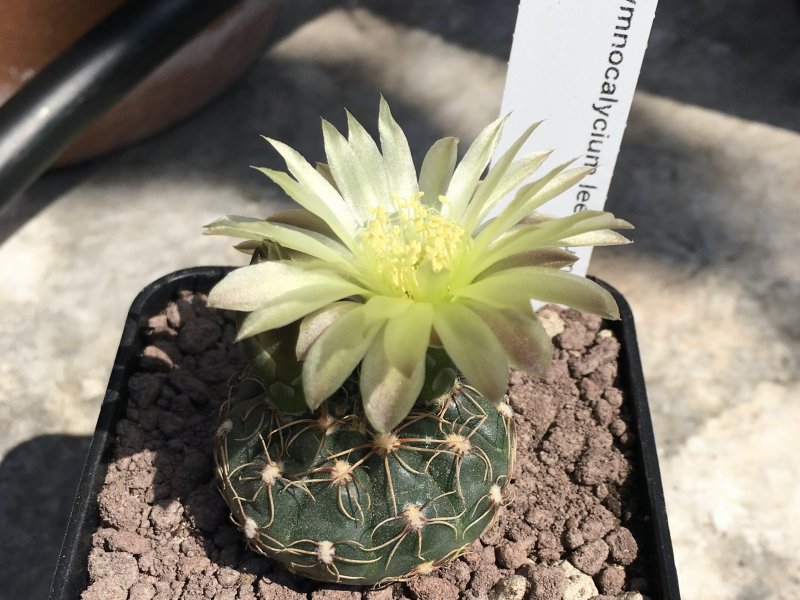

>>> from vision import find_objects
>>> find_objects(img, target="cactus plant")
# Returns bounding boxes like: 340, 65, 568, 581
206, 98, 632, 584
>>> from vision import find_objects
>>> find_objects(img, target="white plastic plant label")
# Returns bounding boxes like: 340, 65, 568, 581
494, 0, 658, 276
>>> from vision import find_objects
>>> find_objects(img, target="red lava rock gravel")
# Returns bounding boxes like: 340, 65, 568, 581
80, 292, 652, 600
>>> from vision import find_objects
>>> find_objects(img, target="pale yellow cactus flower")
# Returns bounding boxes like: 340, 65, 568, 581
206, 98, 632, 432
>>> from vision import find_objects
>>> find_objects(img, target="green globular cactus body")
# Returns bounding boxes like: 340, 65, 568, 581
214, 379, 514, 585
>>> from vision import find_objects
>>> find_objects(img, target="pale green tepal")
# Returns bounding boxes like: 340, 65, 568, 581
206, 98, 632, 585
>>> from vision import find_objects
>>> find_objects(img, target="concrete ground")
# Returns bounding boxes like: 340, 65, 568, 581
1, 1, 799, 598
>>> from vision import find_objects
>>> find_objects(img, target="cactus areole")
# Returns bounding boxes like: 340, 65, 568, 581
206, 99, 631, 584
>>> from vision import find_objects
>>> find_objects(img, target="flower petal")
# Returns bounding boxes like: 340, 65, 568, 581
204, 215, 354, 271
465, 302, 552, 378
346, 110, 390, 204
455, 266, 620, 320
444, 114, 508, 221
266, 208, 337, 238
474, 161, 588, 247
418, 137, 458, 205
302, 305, 382, 409
557, 229, 633, 247
361, 327, 427, 432
476, 248, 578, 279
296, 301, 361, 360
469, 211, 631, 280
322, 119, 378, 222
472, 150, 552, 224
260, 137, 360, 242
207, 261, 360, 312
315, 162, 338, 190
432, 302, 508, 402
378, 97, 418, 198
460, 121, 541, 232
361, 294, 414, 323
383, 302, 433, 376
231, 240, 262, 255
237, 280, 367, 340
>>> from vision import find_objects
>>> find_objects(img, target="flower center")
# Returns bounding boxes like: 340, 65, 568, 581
359, 192, 466, 298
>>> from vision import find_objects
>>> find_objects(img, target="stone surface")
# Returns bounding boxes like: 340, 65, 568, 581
488, 575, 528, 600
1, 2, 799, 599
559, 560, 599, 600
570, 540, 609, 576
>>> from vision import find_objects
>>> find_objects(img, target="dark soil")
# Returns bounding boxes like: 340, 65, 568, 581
81, 290, 653, 600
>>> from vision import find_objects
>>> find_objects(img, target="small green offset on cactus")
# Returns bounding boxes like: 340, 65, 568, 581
206, 98, 631, 584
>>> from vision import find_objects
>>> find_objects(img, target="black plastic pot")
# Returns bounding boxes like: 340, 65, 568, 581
48, 266, 681, 600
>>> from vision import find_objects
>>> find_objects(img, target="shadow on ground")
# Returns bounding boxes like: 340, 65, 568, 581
639, 0, 800, 133
0, 434, 92, 600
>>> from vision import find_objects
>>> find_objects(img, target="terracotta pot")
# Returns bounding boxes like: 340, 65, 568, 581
0, 0, 278, 166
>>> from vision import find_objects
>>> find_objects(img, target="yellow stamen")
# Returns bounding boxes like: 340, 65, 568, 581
359, 192, 466, 298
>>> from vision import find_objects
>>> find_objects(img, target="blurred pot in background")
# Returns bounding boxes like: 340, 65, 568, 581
0, 0, 278, 166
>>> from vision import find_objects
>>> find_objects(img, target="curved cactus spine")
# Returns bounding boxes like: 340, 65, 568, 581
214, 378, 514, 585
